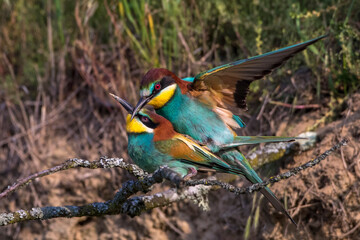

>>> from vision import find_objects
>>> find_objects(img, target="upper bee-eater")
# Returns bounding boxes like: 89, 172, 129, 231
110, 94, 298, 226
132, 36, 326, 150
129, 36, 326, 225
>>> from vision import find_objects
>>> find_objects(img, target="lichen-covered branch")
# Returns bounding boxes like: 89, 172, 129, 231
0, 166, 205, 226
0, 138, 348, 226
0, 183, 212, 226
247, 131, 318, 168
121, 184, 212, 217
0, 166, 182, 226
0, 157, 147, 199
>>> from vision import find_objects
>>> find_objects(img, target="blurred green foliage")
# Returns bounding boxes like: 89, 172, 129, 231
0, 0, 359, 100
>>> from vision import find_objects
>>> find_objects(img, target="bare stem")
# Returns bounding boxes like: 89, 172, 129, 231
0, 157, 147, 199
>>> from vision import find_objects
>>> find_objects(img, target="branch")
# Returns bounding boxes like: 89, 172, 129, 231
122, 184, 212, 217
0, 138, 348, 226
0, 167, 183, 225
0, 183, 212, 226
246, 131, 317, 168
269, 100, 321, 109
0, 157, 147, 199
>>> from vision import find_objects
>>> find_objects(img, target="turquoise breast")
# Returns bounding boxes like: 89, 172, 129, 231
127, 133, 171, 172
156, 87, 235, 152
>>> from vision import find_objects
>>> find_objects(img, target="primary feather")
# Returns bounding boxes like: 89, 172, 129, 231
219, 136, 304, 149
189, 35, 327, 111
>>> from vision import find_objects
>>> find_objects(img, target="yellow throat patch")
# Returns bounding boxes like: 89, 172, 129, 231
148, 84, 177, 109
126, 115, 153, 133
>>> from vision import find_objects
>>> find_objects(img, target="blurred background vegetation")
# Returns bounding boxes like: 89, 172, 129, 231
1, 0, 358, 104
1, 0, 358, 155
0, 0, 359, 239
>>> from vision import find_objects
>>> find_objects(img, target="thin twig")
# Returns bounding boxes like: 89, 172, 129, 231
256, 93, 269, 120
177, 31, 196, 63
269, 100, 320, 109
0, 157, 147, 199
338, 221, 360, 238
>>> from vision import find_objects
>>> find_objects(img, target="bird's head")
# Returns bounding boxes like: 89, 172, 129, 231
110, 93, 174, 137
132, 68, 186, 120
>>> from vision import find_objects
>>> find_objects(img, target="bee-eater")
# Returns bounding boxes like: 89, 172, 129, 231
129, 36, 326, 224
111, 94, 297, 225
131, 36, 326, 150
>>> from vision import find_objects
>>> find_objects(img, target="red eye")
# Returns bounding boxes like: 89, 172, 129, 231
141, 116, 149, 122
154, 83, 161, 90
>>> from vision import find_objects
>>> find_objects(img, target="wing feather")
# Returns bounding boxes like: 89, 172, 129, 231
218, 136, 304, 149
155, 134, 232, 171
189, 35, 327, 111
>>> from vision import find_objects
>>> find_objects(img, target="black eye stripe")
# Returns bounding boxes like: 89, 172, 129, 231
138, 114, 158, 129
152, 77, 173, 94
160, 76, 174, 88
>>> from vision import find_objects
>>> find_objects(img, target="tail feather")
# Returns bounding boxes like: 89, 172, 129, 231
219, 136, 304, 149
222, 150, 297, 226
260, 187, 297, 226
242, 164, 297, 226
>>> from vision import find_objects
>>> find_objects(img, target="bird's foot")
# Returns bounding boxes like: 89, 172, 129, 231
183, 167, 198, 180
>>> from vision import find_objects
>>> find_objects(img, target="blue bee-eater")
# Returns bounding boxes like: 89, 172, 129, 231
129, 36, 326, 224
110, 94, 297, 226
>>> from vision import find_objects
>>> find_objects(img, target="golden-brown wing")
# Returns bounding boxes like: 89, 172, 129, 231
154, 134, 232, 170
189, 35, 327, 110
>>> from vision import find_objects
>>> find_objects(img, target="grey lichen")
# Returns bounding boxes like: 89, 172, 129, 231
69, 158, 86, 167
30, 207, 44, 219
246, 132, 319, 168
83, 160, 91, 167
297, 131, 317, 151
16, 210, 28, 219
129, 164, 148, 178
246, 142, 288, 168
100, 157, 124, 168
0, 213, 14, 225
183, 186, 211, 211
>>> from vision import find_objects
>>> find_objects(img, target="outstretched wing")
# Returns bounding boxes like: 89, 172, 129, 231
188, 35, 326, 111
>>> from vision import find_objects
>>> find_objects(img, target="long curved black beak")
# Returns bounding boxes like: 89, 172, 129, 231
131, 95, 152, 120
109, 93, 134, 114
